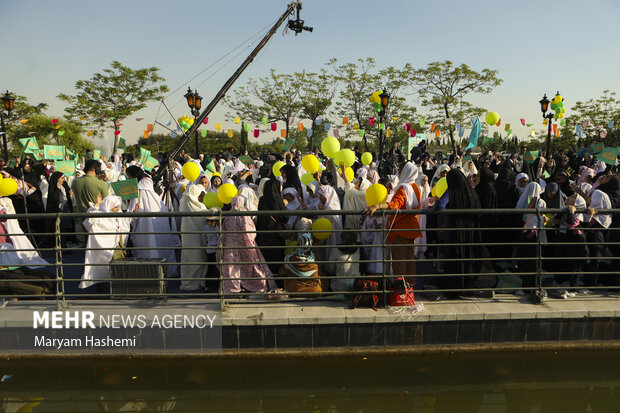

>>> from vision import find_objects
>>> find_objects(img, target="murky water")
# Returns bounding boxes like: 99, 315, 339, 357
1, 349, 618, 412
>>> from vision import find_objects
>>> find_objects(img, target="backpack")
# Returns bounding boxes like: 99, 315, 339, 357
351, 278, 380, 310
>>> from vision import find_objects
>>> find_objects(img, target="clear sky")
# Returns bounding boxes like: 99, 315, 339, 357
1, 0, 619, 151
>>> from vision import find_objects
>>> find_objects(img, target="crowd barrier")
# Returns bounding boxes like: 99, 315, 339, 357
0, 208, 618, 309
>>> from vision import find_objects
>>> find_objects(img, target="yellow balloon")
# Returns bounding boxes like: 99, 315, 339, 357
312, 218, 332, 240
0, 178, 18, 197
272, 161, 285, 177
212, 172, 221, 178
434, 177, 448, 198
181, 162, 200, 181
301, 173, 314, 185
334, 149, 355, 167
302, 154, 319, 174
180, 184, 186, 193
361, 152, 372, 165
203, 191, 224, 208
217, 183, 238, 204
344, 166, 354, 182
321, 137, 340, 158
485, 112, 500, 126
188, 118, 194, 126
365, 183, 388, 206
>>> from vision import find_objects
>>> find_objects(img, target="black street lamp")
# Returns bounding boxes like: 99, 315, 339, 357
185, 87, 202, 158
378, 90, 390, 156
539, 91, 561, 157
1, 91, 15, 163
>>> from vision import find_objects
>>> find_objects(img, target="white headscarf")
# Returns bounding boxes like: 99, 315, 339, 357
257, 177, 270, 198
515, 173, 529, 193
431, 164, 450, 187
464, 160, 478, 177
516, 182, 543, 209
394, 162, 420, 209
572, 194, 587, 223
589, 189, 612, 228
416, 173, 430, 200
180, 184, 206, 213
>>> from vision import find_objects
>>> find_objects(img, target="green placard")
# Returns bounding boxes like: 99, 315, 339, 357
30, 149, 43, 161
542, 169, 550, 179
118, 137, 126, 149
143, 156, 159, 171
19, 137, 39, 152
110, 178, 139, 200
140, 147, 151, 163
93, 150, 101, 160
524, 151, 538, 164
55, 161, 76, 176
282, 138, 295, 152
598, 147, 619, 166
591, 142, 604, 154
238, 155, 254, 166
44, 144, 65, 160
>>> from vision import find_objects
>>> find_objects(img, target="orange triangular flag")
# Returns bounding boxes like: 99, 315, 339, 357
146, 124, 154, 132
143, 131, 150, 139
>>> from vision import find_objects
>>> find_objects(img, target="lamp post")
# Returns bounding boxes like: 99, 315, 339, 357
378, 90, 390, 156
539, 91, 561, 157
1, 91, 15, 163
184, 87, 202, 158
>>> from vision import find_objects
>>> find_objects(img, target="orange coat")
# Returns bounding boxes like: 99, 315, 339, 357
386, 184, 422, 243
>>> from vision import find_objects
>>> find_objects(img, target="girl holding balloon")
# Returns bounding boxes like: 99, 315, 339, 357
365, 162, 422, 283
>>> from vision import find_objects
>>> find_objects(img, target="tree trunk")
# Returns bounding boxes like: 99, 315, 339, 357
112, 122, 119, 156
309, 119, 315, 151
240, 123, 248, 152
444, 104, 456, 155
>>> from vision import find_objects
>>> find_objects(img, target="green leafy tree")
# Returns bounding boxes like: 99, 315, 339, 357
58, 61, 169, 154
330, 58, 416, 155
562, 90, 620, 147
410, 61, 502, 154
3, 95, 93, 157
225, 69, 301, 140
294, 69, 338, 149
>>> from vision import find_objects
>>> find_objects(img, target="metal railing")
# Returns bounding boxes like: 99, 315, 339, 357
0, 207, 618, 309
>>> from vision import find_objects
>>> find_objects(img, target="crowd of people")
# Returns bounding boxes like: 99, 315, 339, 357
0, 139, 619, 302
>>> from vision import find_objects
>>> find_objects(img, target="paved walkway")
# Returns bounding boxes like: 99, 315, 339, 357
2, 293, 619, 328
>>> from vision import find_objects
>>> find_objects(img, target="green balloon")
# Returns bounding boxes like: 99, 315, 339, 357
550, 103, 557, 111
556, 101, 564, 109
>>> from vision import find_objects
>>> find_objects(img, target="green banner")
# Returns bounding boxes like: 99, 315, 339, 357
118, 137, 126, 149
30, 149, 43, 161
140, 147, 151, 163
19, 137, 39, 153
93, 150, 101, 160
282, 138, 295, 152
524, 151, 538, 164
238, 155, 254, 166
55, 161, 76, 176
44, 145, 65, 160
591, 142, 604, 154
110, 178, 139, 200
143, 156, 159, 171
598, 147, 619, 166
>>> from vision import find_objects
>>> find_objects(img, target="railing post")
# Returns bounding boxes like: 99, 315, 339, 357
218, 211, 226, 311
535, 208, 545, 304
381, 209, 388, 308
54, 213, 66, 310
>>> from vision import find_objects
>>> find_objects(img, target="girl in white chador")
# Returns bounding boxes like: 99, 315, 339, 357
80, 195, 138, 289
179, 184, 209, 291
126, 166, 181, 277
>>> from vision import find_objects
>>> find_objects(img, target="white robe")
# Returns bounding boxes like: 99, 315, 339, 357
80, 198, 132, 289
343, 179, 370, 230
128, 178, 180, 277
179, 185, 209, 291
0, 197, 49, 268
